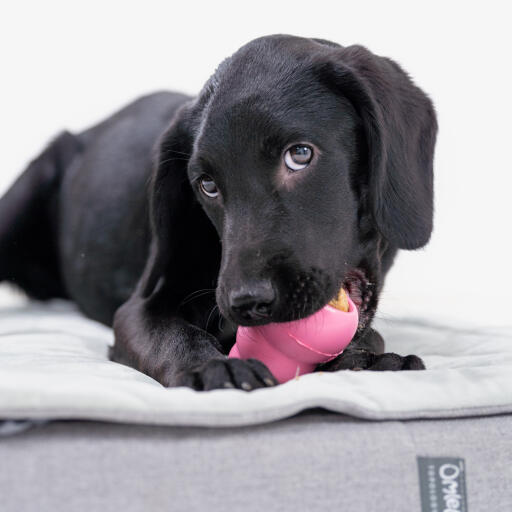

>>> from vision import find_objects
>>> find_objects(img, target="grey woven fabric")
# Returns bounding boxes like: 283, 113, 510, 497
1, 412, 511, 511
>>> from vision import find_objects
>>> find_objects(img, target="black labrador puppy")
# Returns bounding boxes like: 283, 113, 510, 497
0, 35, 437, 390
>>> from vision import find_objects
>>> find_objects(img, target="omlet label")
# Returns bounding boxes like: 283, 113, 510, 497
417, 457, 468, 512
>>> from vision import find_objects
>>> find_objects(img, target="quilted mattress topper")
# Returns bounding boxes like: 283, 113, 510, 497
0, 299, 511, 427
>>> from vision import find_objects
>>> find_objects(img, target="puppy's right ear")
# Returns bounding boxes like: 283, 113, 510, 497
137, 102, 197, 299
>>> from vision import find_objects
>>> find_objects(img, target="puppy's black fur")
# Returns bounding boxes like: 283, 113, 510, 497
0, 35, 437, 390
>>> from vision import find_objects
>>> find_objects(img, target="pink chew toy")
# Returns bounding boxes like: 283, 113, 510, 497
229, 293, 359, 383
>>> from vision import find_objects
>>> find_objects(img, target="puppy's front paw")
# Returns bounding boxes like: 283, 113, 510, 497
318, 349, 425, 372
175, 358, 278, 391
368, 352, 425, 371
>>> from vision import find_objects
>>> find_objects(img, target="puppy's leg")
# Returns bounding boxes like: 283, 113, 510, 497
109, 102, 278, 391
0, 132, 81, 299
111, 253, 278, 393
317, 328, 425, 372
112, 295, 277, 390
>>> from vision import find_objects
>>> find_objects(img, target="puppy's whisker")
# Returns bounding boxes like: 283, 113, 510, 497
217, 313, 225, 332
205, 305, 219, 332
158, 157, 190, 166
181, 288, 215, 301
179, 291, 216, 308
179, 288, 216, 308
302, 297, 308, 318
163, 149, 192, 157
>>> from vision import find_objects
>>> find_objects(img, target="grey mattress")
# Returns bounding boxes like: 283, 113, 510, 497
1, 411, 511, 511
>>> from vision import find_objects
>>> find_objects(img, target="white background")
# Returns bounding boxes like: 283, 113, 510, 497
1, 0, 511, 324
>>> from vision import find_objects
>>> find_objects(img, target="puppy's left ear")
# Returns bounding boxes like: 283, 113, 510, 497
316, 45, 438, 249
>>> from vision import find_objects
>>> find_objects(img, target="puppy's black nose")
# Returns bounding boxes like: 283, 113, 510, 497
229, 280, 275, 322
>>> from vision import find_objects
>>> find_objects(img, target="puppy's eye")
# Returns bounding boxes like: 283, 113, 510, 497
284, 145, 313, 171
198, 175, 219, 198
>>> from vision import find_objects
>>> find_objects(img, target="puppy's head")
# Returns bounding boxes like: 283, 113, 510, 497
154, 35, 437, 327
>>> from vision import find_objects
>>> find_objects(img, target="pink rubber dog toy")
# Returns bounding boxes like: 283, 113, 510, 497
229, 290, 359, 383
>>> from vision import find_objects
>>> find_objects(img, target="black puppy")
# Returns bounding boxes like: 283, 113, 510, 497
0, 35, 437, 390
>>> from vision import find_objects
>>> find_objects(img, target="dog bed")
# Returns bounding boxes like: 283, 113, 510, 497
1, 300, 512, 425
1, 298, 512, 510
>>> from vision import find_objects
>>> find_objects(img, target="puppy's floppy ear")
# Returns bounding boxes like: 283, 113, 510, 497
136, 101, 204, 301
316, 45, 438, 249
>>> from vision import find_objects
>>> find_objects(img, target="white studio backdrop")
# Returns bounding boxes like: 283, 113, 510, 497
1, 0, 511, 324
